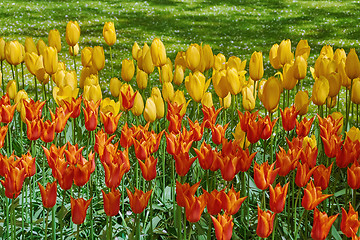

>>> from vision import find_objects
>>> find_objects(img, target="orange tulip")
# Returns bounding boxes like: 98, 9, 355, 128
211, 123, 229, 145
347, 161, 360, 190
211, 213, 234, 240
188, 119, 204, 142
321, 134, 342, 158
41, 119, 56, 143
102, 189, 121, 217
94, 129, 115, 156
336, 137, 360, 168
73, 152, 95, 187
313, 163, 333, 190
280, 105, 299, 131
269, 182, 289, 213
311, 208, 338, 240
247, 116, 266, 144
237, 148, 257, 172
100, 112, 122, 135
256, 205, 276, 238
275, 147, 300, 176
254, 161, 279, 190
295, 117, 314, 137
295, 162, 317, 188
126, 187, 152, 214
237, 110, 258, 133
220, 186, 247, 215
55, 163, 74, 191
174, 152, 197, 177
23, 99, 46, 121
25, 118, 41, 141
138, 155, 157, 181
83, 99, 100, 132
1, 164, 27, 199
203, 189, 223, 216
194, 141, 217, 170
102, 161, 127, 189
63, 96, 82, 119
0, 125, 8, 149
261, 116, 278, 140
202, 106, 223, 129
176, 180, 200, 208
70, 196, 92, 225
300, 144, 318, 168
16, 152, 36, 178
184, 193, 208, 222
38, 181, 57, 209
302, 180, 332, 210
340, 203, 360, 238
120, 87, 137, 111
0, 102, 17, 124
64, 143, 84, 165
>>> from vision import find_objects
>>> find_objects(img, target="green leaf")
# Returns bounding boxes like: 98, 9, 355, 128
331, 225, 342, 240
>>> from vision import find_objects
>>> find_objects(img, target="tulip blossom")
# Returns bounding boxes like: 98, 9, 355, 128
138, 155, 157, 181
246, 116, 266, 144
0, 102, 17, 124
302, 180, 332, 210
237, 110, 258, 133
269, 182, 289, 213
102, 189, 121, 217
73, 152, 95, 187
1, 164, 27, 199
63, 96, 82, 119
300, 143, 318, 168
0, 125, 8, 149
126, 187, 152, 214
295, 162, 317, 188
83, 99, 100, 132
211, 213, 234, 240
23, 99, 46, 121
340, 203, 360, 238
40, 119, 56, 143
38, 181, 57, 209
313, 163, 333, 190
336, 137, 360, 168
70, 196, 92, 225
347, 162, 360, 189
295, 117, 314, 137
280, 105, 299, 131
66, 21, 80, 47
176, 180, 201, 208
254, 161, 279, 190
275, 147, 300, 176
25, 118, 41, 141
256, 205, 275, 238
203, 189, 223, 216
261, 116, 277, 140
103, 22, 116, 46
184, 194, 208, 222
237, 148, 257, 172
311, 208, 338, 240
220, 186, 247, 215
321, 134, 342, 158
174, 152, 197, 177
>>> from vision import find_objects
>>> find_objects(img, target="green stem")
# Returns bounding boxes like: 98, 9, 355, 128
22, 186, 25, 237
1, 61, 4, 94
76, 224, 80, 240
21, 62, 24, 90
14, 65, 19, 92
60, 190, 66, 240
73, 117, 76, 144
294, 210, 307, 240
293, 188, 301, 231
110, 46, 113, 77
11, 199, 15, 240
353, 189, 356, 210
29, 178, 33, 240
52, 206, 56, 240
183, 209, 187, 240
271, 214, 277, 240
262, 190, 266, 209
188, 222, 193, 240
135, 213, 140, 240
72, 46, 77, 73
109, 216, 113, 240
45, 209, 50, 240
6, 198, 9, 239
34, 75, 38, 101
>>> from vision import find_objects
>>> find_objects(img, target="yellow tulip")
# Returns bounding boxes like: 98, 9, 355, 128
303, 135, 317, 149
151, 38, 167, 67
214, 53, 226, 71
25, 37, 38, 54
173, 65, 184, 86
121, 59, 135, 82
312, 76, 329, 106
345, 48, 360, 80
228, 56, 246, 72
333, 48, 346, 66
242, 86, 255, 111
100, 98, 120, 116
142, 45, 154, 74
294, 90, 310, 116
6, 80, 17, 99
295, 40, 310, 60
202, 44, 214, 70
257, 79, 267, 103
144, 97, 157, 123
326, 96, 337, 109
131, 92, 144, 116
346, 126, 360, 142
132, 42, 141, 61
81, 47, 93, 68
201, 92, 213, 108
233, 122, 250, 149
293, 56, 307, 80
0, 38, 5, 61
185, 71, 209, 102
43, 46, 58, 75
227, 67, 241, 95
328, 72, 341, 97
69, 43, 79, 56
84, 74, 99, 87
35, 55, 50, 85
261, 76, 281, 113
37, 39, 47, 56
173, 90, 190, 116
84, 84, 102, 103
92, 46, 105, 71
220, 93, 231, 109
103, 22, 116, 46
282, 63, 297, 90
269, 44, 281, 69
65, 21, 80, 47
136, 68, 148, 89
25, 52, 39, 75
151, 87, 164, 119
5, 40, 23, 66
53, 85, 79, 105
249, 51, 263, 81
162, 82, 174, 102
339, 60, 351, 88
161, 63, 173, 83
14, 90, 29, 112
351, 78, 360, 104
315, 57, 336, 79
65, 71, 77, 90
212, 70, 230, 99
110, 77, 121, 98
278, 39, 293, 66
320, 45, 334, 59
54, 70, 66, 87
48, 29, 61, 52
175, 51, 186, 71
186, 44, 201, 71
331, 112, 343, 135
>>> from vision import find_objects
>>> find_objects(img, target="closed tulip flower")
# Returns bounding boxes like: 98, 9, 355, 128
69, 43, 79, 56
201, 92, 213, 108
161, 63, 173, 83
352, 78, 360, 104
6, 80, 17, 100
136, 68, 148, 89
295, 39, 310, 60
70, 196, 92, 225
83, 84, 102, 103
36, 39, 47, 56
25, 52, 39, 76
185, 71, 209, 102
162, 82, 174, 102
249, 51, 263, 81
25, 37, 38, 54
103, 22, 116, 46
269, 182, 289, 213
261, 77, 281, 113
254, 161, 279, 190
48, 29, 61, 52
151, 87, 164, 119
227, 67, 241, 95
0, 38, 6, 61
242, 86, 255, 111
14, 90, 29, 112
132, 41, 141, 61
142, 46, 154, 74
282, 63, 297, 90
81, 47, 93, 68
312, 76, 330, 105
173, 65, 184, 86
175, 51, 187, 71
256, 205, 276, 239
311, 208, 338, 240
131, 92, 144, 116
5, 40, 23, 66
144, 97, 157, 123
121, 59, 135, 82
186, 44, 201, 71
102, 189, 120, 217
43, 46, 58, 75
213, 70, 230, 99
66, 21, 80, 47
38, 181, 57, 209
269, 44, 281, 69
110, 77, 121, 98
203, 44, 214, 70
151, 37, 167, 67
220, 93, 231, 109
92, 46, 105, 71
211, 213, 234, 240
346, 48, 360, 80
127, 188, 152, 214
278, 39, 293, 66
327, 72, 341, 97
295, 90, 310, 115
293, 55, 307, 80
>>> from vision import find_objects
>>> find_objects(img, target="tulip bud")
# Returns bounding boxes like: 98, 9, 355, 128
160, 63, 173, 83
65, 21, 80, 47
186, 44, 201, 71
25, 37, 38, 54
162, 82, 174, 102
185, 71, 208, 103
5, 40, 23, 66
295, 40, 310, 60
136, 68, 148, 89
142, 46, 154, 74
132, 42, 141, 61
312, 76, 330, 106
293, 56, 307, 80
110, 77, 121, 98
201, 92, 213, 108
144, 97, 157, 123
278, 39, 293, 66
151, 38, 167, 67
25, 52, 39, 75
294, 90, 310, 116
227, 67, 241, 95
35, 55, 50, 85
121, 59, 135, 82
328, 72, 341, 97
80, 47, 93, 68
92, 46, 105, 71
334, 48, 346, 65
269, 44, 281, 69
352, 78, 360, 104
37, 39, 47, 56
15, 90, 29, 112
84, 84, 102, 103
320, 45, 334, 59
175, 51, 186, 71
131, 92, 144, 116
242, 86, 255, 111
173, 90, 189, 116
220, 93, 231, 109
214, 53, 226, 71
202, 44, 214, 70
151, 87, 164, 119
48, 29, 61, 53
65, 71, 78, 90
173, 65, 184, 86
43, 46, 58, 75
69, 43, 79, 56
345, 48, 360, 80
103, 22, 116, 46
0, 38, 5, 61
228, 56, 246, 72
261, 77, 281, 113
249, 51, 263, 81
212, 70, 230, 99
6, 80, 17, 99
282, 63, 297, 90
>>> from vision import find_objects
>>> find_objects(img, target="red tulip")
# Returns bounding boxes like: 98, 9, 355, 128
295, 162, 317, 188
203, 189, 223, 216
63, 96, 82, 119
83, 99, 100, 132
256, 205, 276, 238
341, 203, 360, 238
347, 161, 360, 190
211, 213, 233, 240
295, 116, 314, 137
102, 189, 121, 217
38, 181, 57, 209
101, 112, 122, 135
269, 182, 289, 213
70, 196, 92, 225
313, 163, 333, 190
176, 180, 200, 208
126, 187, 152, 214
184, 193, 208, 222
0, 125, 8, 149
311, 208, 338, 240
275, 146, 300, 176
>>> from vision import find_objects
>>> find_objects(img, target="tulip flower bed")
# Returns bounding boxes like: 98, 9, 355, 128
2, 16, 360, 240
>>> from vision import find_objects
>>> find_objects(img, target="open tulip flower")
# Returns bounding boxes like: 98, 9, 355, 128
311, 208, 338, 240
220, 186, 247, 215
126, 187, 152, 214
211, 213, 234, 240
313, 163, 333, 190
302, 180, 332, 210
269, 182, 289, 213
202, 105, 222, 129
256, 205, 275, 239
0, 124, 8, 149
295, 116, 315, 137
83, 99, 100, 132
102, 189, 121, 217
38, 181, 57, 209
280, 105, 299, 131
341, 203, 360, 238
254, 161, 279, 190
184, 193, 208, 223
